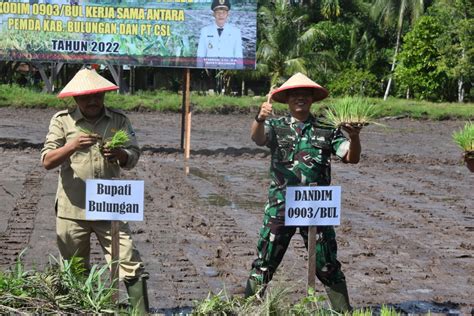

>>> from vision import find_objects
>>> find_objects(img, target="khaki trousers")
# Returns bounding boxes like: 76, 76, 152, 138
56, 217, 144, 281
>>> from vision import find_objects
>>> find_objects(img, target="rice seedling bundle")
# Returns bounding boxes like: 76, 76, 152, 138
103, 129, 130, 149
323, 96, 378, 128
452, 121, 474, 159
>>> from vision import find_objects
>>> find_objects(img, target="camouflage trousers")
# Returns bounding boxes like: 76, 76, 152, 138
248, 204, 346, 288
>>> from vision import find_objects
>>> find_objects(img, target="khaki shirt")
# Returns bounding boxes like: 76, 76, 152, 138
41, 107, 140, 220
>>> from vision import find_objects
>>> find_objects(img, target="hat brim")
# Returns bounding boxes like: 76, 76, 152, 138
271, 85, 329, 103
58, 86, 118, 98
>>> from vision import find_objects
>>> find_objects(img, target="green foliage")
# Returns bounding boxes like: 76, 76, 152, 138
379, 305, 400, 316
0, 251, 117, 314
0, 84, 70, 108
367, 97, 474, 120
323, 96, 379, 127
256, 0, 309, 85
427, 1, 474, 101
395, 16, 447, 100
103, 129, 130, 149
192, 287, 402, 315
452, 121, 474, 152
0, 84, 473, 120
290, 287, 327, 315
327, 67, 380, 97
192, 289, 240, 315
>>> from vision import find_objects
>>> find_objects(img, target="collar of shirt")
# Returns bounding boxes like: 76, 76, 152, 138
283, 113, 316, 126
70, 106, 112, 123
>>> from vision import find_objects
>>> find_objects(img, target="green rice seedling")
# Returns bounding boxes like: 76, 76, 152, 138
351, 308, 373, 316
52, 255, 116, 313
452, 121, 474, 159
103, 129, 130, 149
323, 96, 378, 128
380, 305, 401, 316
192, 289, 237, 315
290, 287, 327, 315
0, 252, 117, 314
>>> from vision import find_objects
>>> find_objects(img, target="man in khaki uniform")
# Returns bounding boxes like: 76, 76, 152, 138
41, 68, 148, 313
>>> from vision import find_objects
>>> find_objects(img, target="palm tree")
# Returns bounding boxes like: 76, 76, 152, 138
371, 0, 425, 100
256, 0, 309, 86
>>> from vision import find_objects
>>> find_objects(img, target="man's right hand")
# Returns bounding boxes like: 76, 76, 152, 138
257, 102, 273, 121
71, 134, 99, 150
43, 134, 99, 170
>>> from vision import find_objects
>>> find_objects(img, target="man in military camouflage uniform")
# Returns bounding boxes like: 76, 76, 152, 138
245, 73, 362, 312
41, 68, 149, 314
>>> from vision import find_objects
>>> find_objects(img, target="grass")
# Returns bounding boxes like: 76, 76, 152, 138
0, 84, 473, 120
192, 287, 402, 316
0, 250, 117, 314
452, 121, 474, 158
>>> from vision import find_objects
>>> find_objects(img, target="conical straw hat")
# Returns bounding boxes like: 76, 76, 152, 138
58, 68, 118, 98
271, 73, 328, 103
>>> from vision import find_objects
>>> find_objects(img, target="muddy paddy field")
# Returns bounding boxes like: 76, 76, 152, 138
0, 107, 472, 315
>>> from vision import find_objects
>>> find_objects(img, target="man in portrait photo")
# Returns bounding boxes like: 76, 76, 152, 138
196, 0, 244, 69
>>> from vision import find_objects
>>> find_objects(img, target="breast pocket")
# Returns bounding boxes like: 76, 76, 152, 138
274, 126, 295, 163
276, 140, 294, 163
310, 133, 332, 166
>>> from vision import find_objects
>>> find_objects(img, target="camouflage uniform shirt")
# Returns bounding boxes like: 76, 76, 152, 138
264, 114, 350, 212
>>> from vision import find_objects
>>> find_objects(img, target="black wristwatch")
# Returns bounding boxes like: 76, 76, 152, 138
255, 114, 265, 123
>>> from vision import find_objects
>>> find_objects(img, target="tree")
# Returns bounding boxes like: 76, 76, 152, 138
395, 16, 447, 100
432, 0, 474, 102
256, 0, 309, 86
370, 0, 426, 100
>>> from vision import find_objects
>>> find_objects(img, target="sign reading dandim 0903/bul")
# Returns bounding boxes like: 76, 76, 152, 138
0, 0, 256, 69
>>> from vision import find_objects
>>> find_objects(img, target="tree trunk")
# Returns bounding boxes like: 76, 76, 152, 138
383, 29, 401, 101
384, 0, 406, 101
458, 78, 464, 103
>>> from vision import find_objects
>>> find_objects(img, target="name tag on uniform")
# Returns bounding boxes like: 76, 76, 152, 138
285, 186, 341, 226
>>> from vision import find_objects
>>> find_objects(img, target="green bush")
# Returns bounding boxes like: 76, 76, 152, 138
327, 68, 380, 97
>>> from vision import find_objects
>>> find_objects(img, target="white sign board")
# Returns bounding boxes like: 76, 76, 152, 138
285, 186, 341, 226
86, 179, 144, 221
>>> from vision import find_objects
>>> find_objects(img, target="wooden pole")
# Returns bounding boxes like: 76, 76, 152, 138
130, 65, 135, 95
111, 221, 120, 304
35, 63, 53, 93
180, 70, 186, 150
183, 68, 191, 160
307, 226, 317, 291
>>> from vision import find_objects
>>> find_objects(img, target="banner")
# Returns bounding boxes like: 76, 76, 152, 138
0, 0, 256, 69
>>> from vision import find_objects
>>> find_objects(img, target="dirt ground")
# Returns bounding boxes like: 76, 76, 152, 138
0, 107, 472, 315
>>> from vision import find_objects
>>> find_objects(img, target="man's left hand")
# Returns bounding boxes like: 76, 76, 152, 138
341, 124, 362, 140
103, 148, 128, 166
